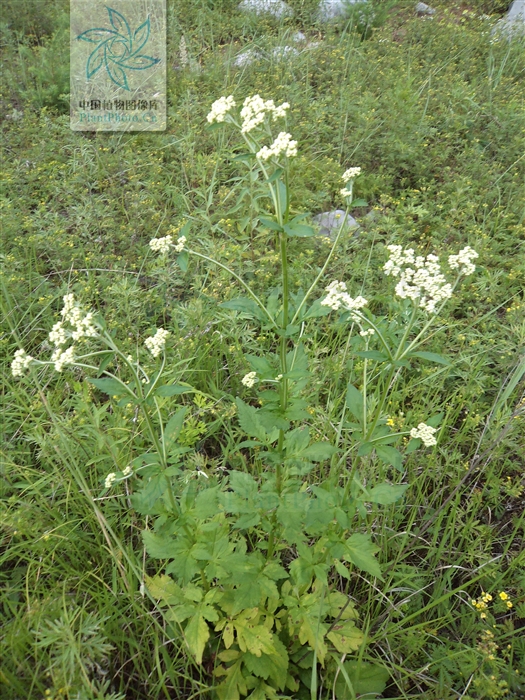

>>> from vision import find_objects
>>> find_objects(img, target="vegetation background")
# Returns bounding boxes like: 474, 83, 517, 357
1, 0, 524, 699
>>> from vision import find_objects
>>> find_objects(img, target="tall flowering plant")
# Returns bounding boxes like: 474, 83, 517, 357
12, 95, 479, 698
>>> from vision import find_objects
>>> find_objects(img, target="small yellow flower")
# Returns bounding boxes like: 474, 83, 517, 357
499, 591, 508, 601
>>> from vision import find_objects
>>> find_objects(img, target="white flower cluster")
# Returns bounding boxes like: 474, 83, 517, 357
51, 346, 75, 373
257, 131, 298, 160
342, 167, 362, 181
105, 472, 117, 488
240, 94, 289, 134
11, 348, 34, 377
410, 422, 438, 447
448, 246, 479, 276
144, 328, 170, 357
359, 328, 375, 337
58, 294, 98, 341
241, 371, 257, 388
383, 245, 453, 314
207, 95, 236, 123
149, 235, 172, 254
122, 465, 133, 477
340, 187, 353, 198
174, 235, 186, 253
321, 281, 368, 316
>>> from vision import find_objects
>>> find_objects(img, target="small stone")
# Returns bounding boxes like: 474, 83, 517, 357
313, 210, 359, 239
238, 0, 293, 19
270, 45, 299, 60
415, 2, 436, 15
233, 49, 261, 67
317, 0, 363, 22
291, 30, 306, 42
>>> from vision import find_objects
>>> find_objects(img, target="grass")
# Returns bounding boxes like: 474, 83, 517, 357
1, 0, 524, 698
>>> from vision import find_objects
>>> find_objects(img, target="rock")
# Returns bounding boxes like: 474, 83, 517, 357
270, 45, 299, 60
493, 0, 525, 37
415, 2, 436, 16
317, 0, 363, 22
291, 30, 306, 42
238, 0, 293, 19
313, 210, 359, 239
233, 49, 261, 67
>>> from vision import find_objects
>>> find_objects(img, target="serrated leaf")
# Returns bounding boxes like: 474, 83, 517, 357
367, 483, 408, 505
229, 471, 258, 500
302, 442, 337, 462
346, 383, 364, 423
142, 530, 174, 559
145, 574, 181, 604
410, 351, 451, 366
375, 445, 404, 471
327, 620, 364, 653
88, 377, 131, 396
185, 612, 210, 664
334, 559, 350, 579
344, 533, 383, 580
235, 398, 267, 441
164, 407, 188, 444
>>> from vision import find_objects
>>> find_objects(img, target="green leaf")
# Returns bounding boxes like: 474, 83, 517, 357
259, 216, 283, 232
367, 483, 408, 505
185, 611, 210, 664
344, 533, 383, 580
164, 407, 188, 444
410, 351, 451, 365
302, 442, 337, 462
142, 530, 174, 559
346, 383, 364, 423
283, 223, 315, 237
145, 574, 181, 604
375, 445, 404, 471
177, 250, 189, 272
155, 384, 192, 396
302, 300, 332, 320
229, 471, 258, 500
357, 441, 374, 457
245, 354, 275, 377
351, 198, 368, 207
88, 377, 131, 397
266, 167, 284, 183
220, 298, 265, 320
327, 620, 364, 653
355, 350, 389, 361
235, 398, 268, 441
97, 352, 114, 375
335, 661, 390, 698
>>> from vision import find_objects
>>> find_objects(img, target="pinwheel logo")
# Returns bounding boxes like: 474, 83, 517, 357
76, 6, 160, 91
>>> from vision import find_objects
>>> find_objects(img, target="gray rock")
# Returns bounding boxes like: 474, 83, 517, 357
313, 210, 359, 239
270, 45, 299, 60
233, 49, 261, 67
415, 2, 435, 15
238, 0, 293, 19
291, 30, 306, 42
494, 0, 525, 36
317, 0, 363, 22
